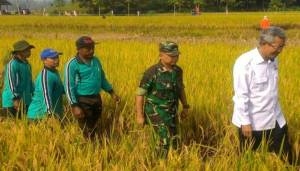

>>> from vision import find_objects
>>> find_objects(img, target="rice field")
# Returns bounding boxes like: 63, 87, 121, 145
0, 12, 300, 170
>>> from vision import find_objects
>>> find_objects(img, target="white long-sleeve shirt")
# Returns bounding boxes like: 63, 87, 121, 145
232, 48, 286, 131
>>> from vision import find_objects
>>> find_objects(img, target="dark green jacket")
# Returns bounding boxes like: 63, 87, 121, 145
64, 55, 112, 105
2, 57, 34, 107
27, 68, 64, 119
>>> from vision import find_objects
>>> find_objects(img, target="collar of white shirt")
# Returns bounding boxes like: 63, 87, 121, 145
253, 48, 266, 65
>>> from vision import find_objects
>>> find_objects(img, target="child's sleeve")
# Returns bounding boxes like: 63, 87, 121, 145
41, 70, 53, 113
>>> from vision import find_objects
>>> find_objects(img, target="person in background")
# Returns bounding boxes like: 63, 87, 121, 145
260, 16, 270, 30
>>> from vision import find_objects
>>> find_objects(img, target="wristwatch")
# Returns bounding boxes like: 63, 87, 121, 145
183, 104, 190, 109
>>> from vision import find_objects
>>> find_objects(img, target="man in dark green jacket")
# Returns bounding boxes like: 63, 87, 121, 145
64, 36, 120, 138
2, 40, 35, 118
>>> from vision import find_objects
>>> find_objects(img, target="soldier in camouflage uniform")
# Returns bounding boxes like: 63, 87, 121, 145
136, 41, 189, 158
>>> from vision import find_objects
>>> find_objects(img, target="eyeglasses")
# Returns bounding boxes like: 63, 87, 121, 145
268, 43, 285, 50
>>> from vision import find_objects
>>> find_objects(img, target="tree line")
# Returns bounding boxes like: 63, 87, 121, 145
52, 0, 300, 15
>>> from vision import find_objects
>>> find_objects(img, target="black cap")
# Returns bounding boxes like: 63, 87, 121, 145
76, 36, 96, 49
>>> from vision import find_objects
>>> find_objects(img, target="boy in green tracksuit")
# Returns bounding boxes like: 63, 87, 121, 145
2, 40, 35, 117
136, 41, 189, 158
27, 48, 64, 120
64, 36, 120, 138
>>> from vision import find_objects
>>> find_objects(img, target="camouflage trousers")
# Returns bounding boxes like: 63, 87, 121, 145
146, 112, 179, 158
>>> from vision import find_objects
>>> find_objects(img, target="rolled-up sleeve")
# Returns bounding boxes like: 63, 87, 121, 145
136, 69, 154, 96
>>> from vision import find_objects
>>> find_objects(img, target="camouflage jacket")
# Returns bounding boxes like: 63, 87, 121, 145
138, 62, 184, 126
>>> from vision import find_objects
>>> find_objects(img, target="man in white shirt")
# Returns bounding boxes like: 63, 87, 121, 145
232, 26, 292, 162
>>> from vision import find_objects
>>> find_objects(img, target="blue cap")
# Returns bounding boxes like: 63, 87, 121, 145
40, 48, 62, 59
